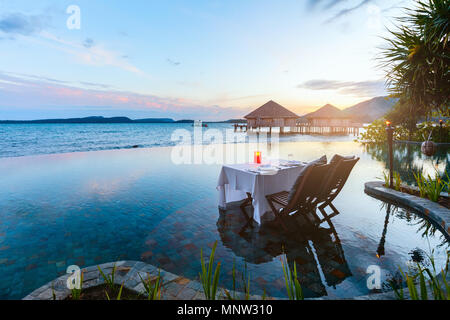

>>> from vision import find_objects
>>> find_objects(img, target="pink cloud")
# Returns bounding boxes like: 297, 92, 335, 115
0, 72, 247, 120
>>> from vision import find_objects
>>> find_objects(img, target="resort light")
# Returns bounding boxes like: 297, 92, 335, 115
385, 120, 391, 127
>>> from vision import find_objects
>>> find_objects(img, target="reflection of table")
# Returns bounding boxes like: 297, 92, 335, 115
217, 161, 305, 224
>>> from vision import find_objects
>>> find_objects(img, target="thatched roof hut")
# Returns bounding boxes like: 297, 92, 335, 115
300, 104, 352, 127
245, 100, 298, 130
304, 104, 350, 119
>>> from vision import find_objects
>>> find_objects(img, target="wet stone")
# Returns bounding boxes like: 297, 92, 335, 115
176, 287, 197, 300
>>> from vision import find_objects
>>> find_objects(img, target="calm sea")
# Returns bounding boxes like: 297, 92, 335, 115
0, 123, 358, 158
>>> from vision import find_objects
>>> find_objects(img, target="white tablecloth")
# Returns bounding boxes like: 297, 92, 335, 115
217, 161, 306, 224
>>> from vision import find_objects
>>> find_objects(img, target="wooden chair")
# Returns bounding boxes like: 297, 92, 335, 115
265, 163, 332, 230
313, 157, 360, 224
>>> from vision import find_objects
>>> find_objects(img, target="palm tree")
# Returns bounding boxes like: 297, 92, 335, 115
380, 0, 449, 134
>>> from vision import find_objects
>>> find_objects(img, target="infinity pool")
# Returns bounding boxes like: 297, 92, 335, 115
0, 141, 448, 299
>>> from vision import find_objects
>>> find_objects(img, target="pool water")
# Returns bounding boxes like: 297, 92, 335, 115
0, 141, 448, 299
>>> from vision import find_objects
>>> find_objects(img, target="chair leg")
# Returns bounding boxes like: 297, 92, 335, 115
275, 213, 289, 232
238, 217, 254, 234
240, 192, 253, 209
318, 205, 328, 222
325, 203, 340, 220
318, 202, 340, 223
240, 192, 253, 222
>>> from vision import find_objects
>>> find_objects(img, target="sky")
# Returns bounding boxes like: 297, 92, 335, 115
0, 0, 412, 120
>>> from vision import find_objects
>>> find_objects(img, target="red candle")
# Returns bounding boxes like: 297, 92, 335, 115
254, 151, 262, 164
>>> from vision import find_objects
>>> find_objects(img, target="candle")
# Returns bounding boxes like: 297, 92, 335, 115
254, 151, 262, 164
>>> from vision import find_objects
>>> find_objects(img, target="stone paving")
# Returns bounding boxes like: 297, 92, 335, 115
365, 181, 450, 238
23, 259, 434, 301
22, 260, 270, 300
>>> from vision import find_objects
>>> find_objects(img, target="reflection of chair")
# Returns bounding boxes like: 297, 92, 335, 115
273, 212, 352, 290
216, 207, 352, 298
307, 216, 352, 287
265, 163, 332, 230
313, 157, 360, 224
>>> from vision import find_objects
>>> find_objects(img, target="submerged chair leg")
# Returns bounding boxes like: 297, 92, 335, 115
306, 206, 321, 224
266, 197, 289, 232
318, 202, 340, 223
276, 213, 289, 232
240, 192, 253, 209
240, 192, 253, 222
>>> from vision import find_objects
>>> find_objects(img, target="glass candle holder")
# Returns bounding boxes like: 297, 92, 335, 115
254, 151, 262, 164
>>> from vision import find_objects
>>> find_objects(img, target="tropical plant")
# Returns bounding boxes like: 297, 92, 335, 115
413, 171, 427, 197
105, 282, 124, 301
281, 255, 304, 300
380, 170, 391, 188
379, 170, 402, 190
391, 251, 449, 300
444, 171, 450, 194
98, 263, 118, 291
393, 171, 403, 191
138, 270, 162, 300
224, 259, 237, 300
51, 283, 56, 301
241, 263, 251, 300
379, 0, 449, 138
358, 120, 390, 143
199, 241, 221, 300
423, 172, 446, 201
224, 261, 252, 300
358, 119, 449, 143
98, 263, 127, 300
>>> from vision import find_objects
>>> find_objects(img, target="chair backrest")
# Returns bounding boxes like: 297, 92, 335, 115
318, 157, 360, 204
284, 163, 333, 215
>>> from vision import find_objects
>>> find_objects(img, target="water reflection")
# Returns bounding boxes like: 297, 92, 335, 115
217, 205, 352, 297
362, 143, 449, 186
376, 203, 391, 258
0, 141, 448, 299
382, 201, 450, 249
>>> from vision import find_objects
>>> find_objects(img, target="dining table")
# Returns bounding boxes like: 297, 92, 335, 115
217, 160, 306, 224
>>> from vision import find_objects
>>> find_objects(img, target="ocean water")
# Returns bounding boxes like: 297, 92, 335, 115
0, 123, 358, 158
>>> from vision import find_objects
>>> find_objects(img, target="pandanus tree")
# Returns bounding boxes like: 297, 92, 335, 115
380, 0, 450, 137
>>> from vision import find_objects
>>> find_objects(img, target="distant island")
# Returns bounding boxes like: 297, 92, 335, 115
0, 116, 247, 124
0, 96, 397, 124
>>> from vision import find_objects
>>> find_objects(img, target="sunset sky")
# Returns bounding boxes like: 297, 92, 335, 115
0, 0, 411, 120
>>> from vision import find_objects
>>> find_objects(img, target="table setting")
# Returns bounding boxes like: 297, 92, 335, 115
217, 151, 306, 224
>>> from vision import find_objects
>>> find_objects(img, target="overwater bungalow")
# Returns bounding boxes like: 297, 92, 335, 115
296, 104, 361, 135
244, 100, 299, 134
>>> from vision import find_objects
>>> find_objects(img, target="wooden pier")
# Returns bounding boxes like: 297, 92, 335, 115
233, 124, 248, 132
239, 101, 362, 136
239, 124, 361, 136
291, 123, 361, 136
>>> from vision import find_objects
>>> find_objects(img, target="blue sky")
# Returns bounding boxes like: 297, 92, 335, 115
0, 0, 411, 120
